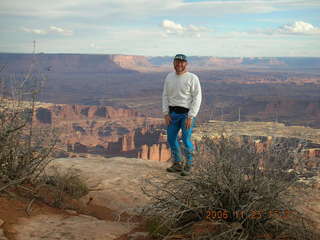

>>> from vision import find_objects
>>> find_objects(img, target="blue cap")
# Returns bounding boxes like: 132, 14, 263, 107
174, 54, 187, 61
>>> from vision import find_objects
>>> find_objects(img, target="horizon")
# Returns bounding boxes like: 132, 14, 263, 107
1, 0, 320, 57
1, 52, 320, 59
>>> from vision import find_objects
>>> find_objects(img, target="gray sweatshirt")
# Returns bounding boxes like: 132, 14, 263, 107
162, 71, 202, 118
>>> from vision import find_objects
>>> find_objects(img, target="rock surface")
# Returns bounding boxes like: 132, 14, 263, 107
0, 229, 8, 240
0, 219, 7, 240
12, 214, 134, 240
128, 231, 149, 240
1, 156, 174, 240
47, 156, 171, 214
195, 120, 320, 144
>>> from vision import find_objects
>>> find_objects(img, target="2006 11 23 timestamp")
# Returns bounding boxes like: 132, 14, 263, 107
206, 209, 294, 220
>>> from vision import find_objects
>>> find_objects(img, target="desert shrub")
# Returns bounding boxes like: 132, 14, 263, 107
40, 167, 89, 207
142, 136, 318, 239
0, 62, 57, 191
145, 216, 171, 238
0, 108, 57, 181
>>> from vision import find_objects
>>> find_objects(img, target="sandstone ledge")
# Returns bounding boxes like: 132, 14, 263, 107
47, 156, 171, 214
12, 214, 134, 240
194, 120, 320, 144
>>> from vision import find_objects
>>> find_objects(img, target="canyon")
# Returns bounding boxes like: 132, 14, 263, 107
1, 53, 319, 127
1, 53, 320, 161
31, 102, 171, 161
1, 53, 320, 239
30, 101, 320, 166
194, 120, 320, 169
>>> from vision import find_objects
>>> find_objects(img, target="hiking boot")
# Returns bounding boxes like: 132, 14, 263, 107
166, 162, 183, 172
180, 164, 192, 176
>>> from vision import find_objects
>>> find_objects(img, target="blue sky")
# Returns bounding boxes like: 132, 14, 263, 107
0, 0, 320, 57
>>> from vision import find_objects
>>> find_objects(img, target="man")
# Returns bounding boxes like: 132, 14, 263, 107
162, 54, 202, 176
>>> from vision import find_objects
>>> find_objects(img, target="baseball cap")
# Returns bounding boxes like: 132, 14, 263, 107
174, 54, 187, 62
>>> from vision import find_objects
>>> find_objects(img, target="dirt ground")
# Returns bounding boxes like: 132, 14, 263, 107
0, 185, 152, 240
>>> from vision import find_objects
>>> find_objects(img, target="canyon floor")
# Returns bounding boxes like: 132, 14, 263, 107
1, 155, 320, 240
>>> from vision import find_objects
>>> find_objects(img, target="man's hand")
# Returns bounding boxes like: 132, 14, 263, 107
164, 114, 171, 126
185, 117, 193, 129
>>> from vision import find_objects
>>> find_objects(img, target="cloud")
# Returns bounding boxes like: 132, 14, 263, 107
248, 21, 320, 36
2, 0, 320, 19
277, 21, 320, 35
49, 26, 73, 36
0, 0, 178, 18
22, 27, 47, 35
6, 24, 320, 57
162, 20, 185, 34
21, 26, 73, 36
161, 20, 208, 37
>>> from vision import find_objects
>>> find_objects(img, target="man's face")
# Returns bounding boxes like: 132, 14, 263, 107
173, 59, 188, 75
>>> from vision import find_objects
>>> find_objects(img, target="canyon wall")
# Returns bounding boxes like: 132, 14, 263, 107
33, 103, 320, 165
0, 53, 135, 73
32, 103, 171, 161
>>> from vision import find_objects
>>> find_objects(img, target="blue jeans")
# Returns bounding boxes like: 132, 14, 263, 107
167, 112, 195, 165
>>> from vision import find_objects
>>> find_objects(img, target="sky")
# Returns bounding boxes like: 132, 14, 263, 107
0, 0, 320, 57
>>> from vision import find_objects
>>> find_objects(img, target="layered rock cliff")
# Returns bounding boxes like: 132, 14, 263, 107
31, 102, 170, 161
194, 120, 320, 169
29, 102, 320, 164
0, 53, 135, 73
111, 55, 153, 70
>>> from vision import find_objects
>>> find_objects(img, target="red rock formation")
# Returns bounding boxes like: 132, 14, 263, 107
137, 143, 171, 162
138, 145, 149, 160
159, 143, 171, 161
208, 57, 243, 66
307, 149, 320, 158
255, 140, 268, 153
112, 55, 152, 69
25, 101, 320, 164
31, 103, 164, 158
149, 144, 160, 161
120, 132, 136, 152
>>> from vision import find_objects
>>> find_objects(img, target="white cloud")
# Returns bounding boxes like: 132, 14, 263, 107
161, 20, 209, 37
21, 26, 73, 36
6, 25, 320, 57
49, 26, 73, 36
0, 0, 179, 18
162, 20, 185, 34
22, 27, 47, 35
277, 21, 320, 35
2, 0, 319, 19
248, 21, 320, 36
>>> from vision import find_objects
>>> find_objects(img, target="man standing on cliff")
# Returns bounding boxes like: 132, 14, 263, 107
162, 54, 202, 176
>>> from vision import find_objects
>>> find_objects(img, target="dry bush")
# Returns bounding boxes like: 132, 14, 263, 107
142, 136, 319, 240
0, 62, 58, 192
38, 167, 89, 208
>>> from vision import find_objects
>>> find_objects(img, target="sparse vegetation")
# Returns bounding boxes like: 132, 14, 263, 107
38, 166, 89, 208
142, 136, 319, 239
0, 53, 92, 220
0, 60, 58, 193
